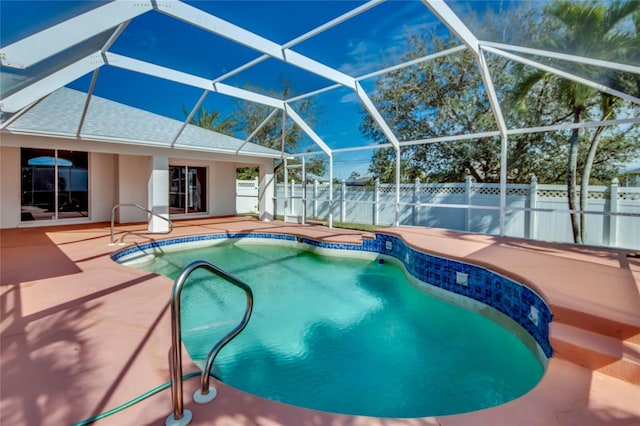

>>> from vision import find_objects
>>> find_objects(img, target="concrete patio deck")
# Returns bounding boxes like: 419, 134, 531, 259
1, 217, 639, 425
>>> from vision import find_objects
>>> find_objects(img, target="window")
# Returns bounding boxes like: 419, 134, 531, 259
21, 148, 89, 221
169, 166, 206, 215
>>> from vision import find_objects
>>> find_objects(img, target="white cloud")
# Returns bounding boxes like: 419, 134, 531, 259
339, 91, 359, 104
337, 2, 437, 77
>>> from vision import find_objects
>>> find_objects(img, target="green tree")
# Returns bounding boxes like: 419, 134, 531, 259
185, 106, 236, 133
362, 3, 561, 185
513, 0, 640, 243
363, 37, 503, 183
348, 171, 361, 181
232, 78, 326, 182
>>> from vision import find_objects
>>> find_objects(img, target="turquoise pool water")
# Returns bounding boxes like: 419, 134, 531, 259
135, 241, 544, 418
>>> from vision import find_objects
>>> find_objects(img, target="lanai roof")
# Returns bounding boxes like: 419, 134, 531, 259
1, 0, 639, 161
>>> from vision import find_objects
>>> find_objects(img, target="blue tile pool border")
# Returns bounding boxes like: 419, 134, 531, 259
112, 232, 553, 357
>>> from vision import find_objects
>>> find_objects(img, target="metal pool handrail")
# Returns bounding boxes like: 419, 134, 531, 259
109, 203, 173, 244
167, 260, 254, 425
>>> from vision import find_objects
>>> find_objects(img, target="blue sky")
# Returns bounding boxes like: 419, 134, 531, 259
2, 0, 464, 179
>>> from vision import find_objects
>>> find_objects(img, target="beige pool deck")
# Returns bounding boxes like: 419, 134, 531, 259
1, 217, 639, 426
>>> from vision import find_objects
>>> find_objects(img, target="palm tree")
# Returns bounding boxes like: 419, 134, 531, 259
187, 106, 236, 134
514, 0, 639, 244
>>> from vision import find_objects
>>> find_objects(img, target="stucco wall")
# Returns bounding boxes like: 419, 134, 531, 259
117, 155, 150, 223
90, 152, 116, 222
0, 147, 21, 228
210, 162, 239, 216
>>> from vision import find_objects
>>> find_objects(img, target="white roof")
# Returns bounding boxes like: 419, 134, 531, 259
4, 87, 283, 157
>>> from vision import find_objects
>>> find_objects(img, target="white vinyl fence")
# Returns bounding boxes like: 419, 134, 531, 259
238, 177, 640, 250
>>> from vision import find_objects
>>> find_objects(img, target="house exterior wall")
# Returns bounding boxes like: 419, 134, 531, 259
0, 147, 21, 227
117, 154, 151, 223
91, 152, 117, 222
0, 133, 275, 229
259, 163, 275, 221
210, 162, 239, 216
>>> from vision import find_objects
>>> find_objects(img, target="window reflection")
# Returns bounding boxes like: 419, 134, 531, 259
21, 148, 89, 221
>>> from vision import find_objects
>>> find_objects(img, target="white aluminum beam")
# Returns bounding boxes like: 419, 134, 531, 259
156, 0, 284, 59
477, 50, 508, 138
0, 99, 43, 130
246, 108, 280, 143
105, 52, 212, 89
1, 52, 105, 113
156, 0, 357, 89
283, 0, 384, 49
483, 46, 640, 105
101, 21, 131, 53
329, 157, 334, 228
480, 41, 640, 75
105, 53, 284, 109
76, 68, 100, 137
395, 146, 401, 227
75, 20, 128, 137
236, 108, 280, 154
423, 2, 508, 140
506, 116, 640, 135
170, 90, 210, 148
355, 81, 400, 150
281, 110, 288, 156
426, 0, 510, 235
422, 0, 479, 54
401, 130, 502, 147
357, 45, 467, 81
285, 104, 332, 156
282, 49, 356, 89
212, 55, 269, 84
332, 143, 394, 154
213, 83, 284, 110
156, 0, 398, 149
0, 0, 152, 69
499, 133, 508, 236
213, 0, 381, 96
211, 0, 381, 94
286, 83, 342, 103
314, 116, 640, 154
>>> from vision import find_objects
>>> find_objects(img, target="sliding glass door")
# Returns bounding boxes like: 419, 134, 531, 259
21, 148, 89, 221
169, 166, 206, 215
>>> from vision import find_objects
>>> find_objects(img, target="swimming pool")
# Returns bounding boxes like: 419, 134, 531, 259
114, 232, 552, 418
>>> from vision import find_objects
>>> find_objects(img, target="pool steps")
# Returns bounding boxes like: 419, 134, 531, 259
550, 323, 640, 385
545, 297, 640, 385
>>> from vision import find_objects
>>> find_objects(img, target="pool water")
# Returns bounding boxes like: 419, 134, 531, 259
137, 241, 544, 418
